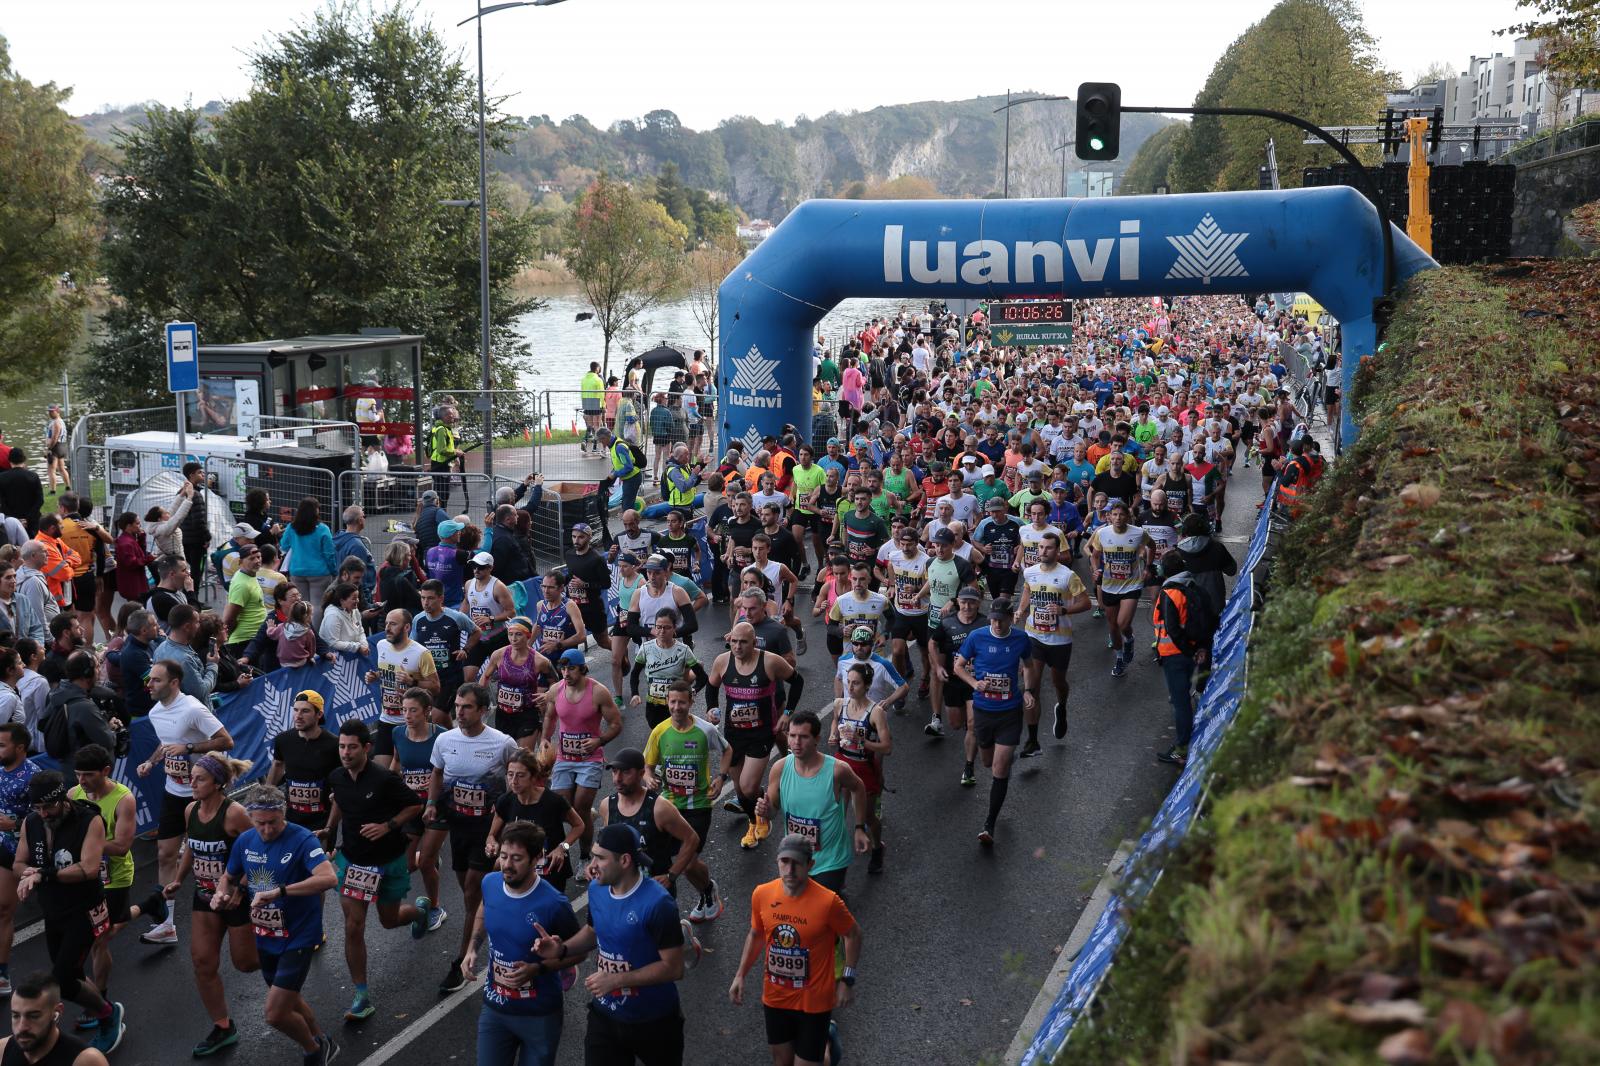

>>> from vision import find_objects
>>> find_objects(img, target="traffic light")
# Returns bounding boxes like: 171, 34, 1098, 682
1075, 82, 1121, 161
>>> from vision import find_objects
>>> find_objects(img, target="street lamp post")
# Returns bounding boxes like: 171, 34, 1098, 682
457, 0, 568, 482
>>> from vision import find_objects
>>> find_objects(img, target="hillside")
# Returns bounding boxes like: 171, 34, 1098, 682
76, 93, 1175, 220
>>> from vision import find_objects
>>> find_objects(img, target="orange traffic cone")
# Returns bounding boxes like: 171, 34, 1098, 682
544, 423, 554, 441
523, 427, 532, 442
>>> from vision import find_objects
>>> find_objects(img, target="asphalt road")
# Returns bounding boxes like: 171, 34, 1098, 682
0, 480, 1263, 1066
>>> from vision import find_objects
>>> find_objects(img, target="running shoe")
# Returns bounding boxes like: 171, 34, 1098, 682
427, 906, 449, 932
75, 1014, 101, 1032
1111, 659, 1126, 678
1052, 701, 1068, 740
796, 630, 808, 655
1017, 738, 1042, 759
924, 718, 946, 737
344, 992, 375, 1023
891, 697, 906, 715
740, 821, 761, 850
827, 1019, 846, 1064
960, 766, 977, 787
439, 958, 469, 995
977, 825, 995, 846
94, 1003, 125, 1056
1106, 635, 1116, 649
192, 1022, 239, 1058
1156, 744, 1188, 766
917, 679, 930, 700
867, 845, 885, 876
1091, 607, 1104, 620
688, 880, 724, 923
722, 795, 746, 814
139, 920, 178, 946
319, 1035, 342, 1064
751, 815, 772, 843
680, 919, 704, 969
411, 897, 433, 940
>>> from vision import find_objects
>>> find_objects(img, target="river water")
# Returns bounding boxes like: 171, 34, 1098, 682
0, 288, 915, 445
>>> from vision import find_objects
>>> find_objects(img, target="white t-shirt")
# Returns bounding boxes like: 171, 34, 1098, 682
430, 725, 520, 818
938, 492, 982, 527
376, 638, 436, 725
147, 693, 226, 798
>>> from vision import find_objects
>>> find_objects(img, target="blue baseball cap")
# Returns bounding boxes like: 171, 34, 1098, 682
437, 519, 464, 539
558, 648, 587, 668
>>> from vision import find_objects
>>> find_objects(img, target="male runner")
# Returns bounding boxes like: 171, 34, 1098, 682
917, 529, 977, 734
879, 527, 932, 706
974, 496, 1023, 599
0, 974, 109, 1065
707, 624, 796, 850
932, 588, 986, 784
953, 599, 1033, 845
641, 682, 729, 923
825, 564, 891, 661
1013, 532, 1091, 752
267, 692, 341, 833
596, 748, 706, 921
539, 649, 623, 869
630, 610, 708, 730
1088, 501, 1152, 677
367, 609, 441, 740
414, 581, 473, 710
755, 710, 872, 894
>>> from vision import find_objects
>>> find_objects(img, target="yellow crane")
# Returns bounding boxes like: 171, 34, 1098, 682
1404, 117, 1433, 255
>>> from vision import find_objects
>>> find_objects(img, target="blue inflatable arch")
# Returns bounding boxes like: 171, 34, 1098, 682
716, 187, 1436, 449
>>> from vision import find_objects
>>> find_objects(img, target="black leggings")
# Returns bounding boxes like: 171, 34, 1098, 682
46, 914, 96, 1002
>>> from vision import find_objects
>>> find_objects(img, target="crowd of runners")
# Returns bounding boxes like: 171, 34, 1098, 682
0, 293, 1331, 1066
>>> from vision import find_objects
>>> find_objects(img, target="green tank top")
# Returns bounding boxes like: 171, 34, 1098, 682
70, 782, 134, 890
882, 468, 911, 504
779, 754, 850, 875
790, 463, 827, 514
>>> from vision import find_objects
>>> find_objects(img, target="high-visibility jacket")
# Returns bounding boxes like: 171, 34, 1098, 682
1276, 456, 1308, 517
429, 422, 457, 464
37, 533, 81, 605
609, 439, 639, 481
663, 461, 697, 506
1152, 585, 1190, 659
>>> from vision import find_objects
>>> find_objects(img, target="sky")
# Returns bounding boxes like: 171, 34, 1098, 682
4, 0, 1530, 128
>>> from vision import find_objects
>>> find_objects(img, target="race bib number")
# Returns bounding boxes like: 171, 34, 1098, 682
89, 900, 111, 939
568, 579, 588, 606
989, 545, 1013, 568
1032, 602, 1059, 634
728, 702, 762, 730
429, 646, 450, 671
163, 753, 192, 786
765, 933, 809, 989
785, 814, 821, 850
662, 761, 697, 797
286, 781, 325, 814
251, 903, 288, 939
646, 679, 670, 703
470, 605, 491, 626
559, 732, 592, 760
402, 767, 431, 800
595, 950, 637, 998
98, 858, 110, 886
491, 957, 535, 1000
340, 862, 383, 902
894, 576, 920, 612
846, 539, 872, 562
982, 674, 1013, 700
451, 782, 488, 817
192, 856, 226, 890
381, 673, 403, 713
542, 627, 565, 648
1106, 554, 1135, 582
497, 687, 524, 715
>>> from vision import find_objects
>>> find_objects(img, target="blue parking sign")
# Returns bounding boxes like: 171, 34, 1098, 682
165, 321, 199, 393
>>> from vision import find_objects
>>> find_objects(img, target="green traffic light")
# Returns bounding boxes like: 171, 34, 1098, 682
1089, 136, 1105, 152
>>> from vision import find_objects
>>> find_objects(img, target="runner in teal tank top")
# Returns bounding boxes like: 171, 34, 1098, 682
757, 708, 871, 894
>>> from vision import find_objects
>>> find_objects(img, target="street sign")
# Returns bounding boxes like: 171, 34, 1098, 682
987, 300, 1074, 347
165, 321, 199, 393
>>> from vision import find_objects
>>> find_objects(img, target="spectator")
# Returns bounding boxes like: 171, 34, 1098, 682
117, 609, 161, 718
223, 540, 267, 652
32, 514, 79, 608
0, 648, 23, 725
254, 541, 290, 595
377, 540, 422, 618
240, 582, 331, 674
177, 461, 213, 587
43, 613, 85, 673
0, 449, 44, 538
57, 493, 110, 641
279, 496, 336, 629
415, 489, 447, 556
147, 556, 195, 628
143, 484, 194, 565
318, 581, 369, 656
113, 511, 155, 605
153, 604, 219, 704
266, 599, 317, 669
332, 505, 376, 600
42, 650, 117, 754
14, 637, 47, 750
487, 504, 532, 585
241, 487, 281, 550
0, 563, 16, 636
100, 601, 142, 692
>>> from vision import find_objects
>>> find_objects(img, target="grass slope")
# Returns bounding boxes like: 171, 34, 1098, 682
1059, 265, 1600, 1065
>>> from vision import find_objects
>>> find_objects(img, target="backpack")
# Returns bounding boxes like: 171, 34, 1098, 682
623, 439, 647, 472
1160, 574, 1219, 658
40, 698, 74, 760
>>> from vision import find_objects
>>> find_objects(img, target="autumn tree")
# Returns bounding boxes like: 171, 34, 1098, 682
562, 173, 686, 378
0, 37, 96, 395
1507, 0, 1600, 90
1168, 31, 1249, 192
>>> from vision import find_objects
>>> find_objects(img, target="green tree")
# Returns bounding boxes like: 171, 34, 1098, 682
652, 161, 696, 237
1215, 0, 1390, 190
1117, 124, 1184, 194
0, 38, 96, 395
86, 5, 543, 427
1169, 31, 1248, 192
1507, 1, 1600, 90
562, 173, 686, 378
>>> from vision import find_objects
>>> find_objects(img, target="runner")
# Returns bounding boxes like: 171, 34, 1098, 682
832, 488, 890, 576
530, 575, 586, 665
830, 626, 908, 708
424, 682, 521, 996
321, 719, 430, 1023
215, 782, 338, 1064
479, 617, 555, 751
163, 753, 259, 1059
0, 973, 108, 1066
728, 834, 861, 1066
460, 820, 582, 1066
414, 580, 474, 712
755, 710, 872, 895
953, 598, 1033, 845
787, 445, 830, 580
1013, 531, 1092, 751
388, 689, 446, 934
267, 691, 341, 834
917, 528, 978, 734
461, 553, 515, 684
974, 496, 1023, 599
537, 649, 623, 873
13, 772, 125, 1056
485, 748, 583, 896
748, 535, 803, 653
0, 722, 35, 998
824, 563, 891, 657
596, 748, 707, 922
707, 623, 796, 851
626, 558, 698, 655
879, 526, 932, 707
367, 609, 442, 743
134, 658, 235, 948
931, 588, 986, 785
828, 664, 892, 875
561, 523, 611, 651
1088, 501, 1152, 677
642, 682, 728, 922
630, 610, 708, 730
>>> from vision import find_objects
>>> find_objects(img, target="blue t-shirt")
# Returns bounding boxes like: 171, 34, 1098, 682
1064, 460, 1096, 491
480, 872, 581, 1015
586, 874, 683, 1023
424, 545, 466, 607
225, 821, 328, 951
957, 625, 1032, 713
391, 723, 444, 802
0, 760, 37, 856
1093, 380, 1116, 408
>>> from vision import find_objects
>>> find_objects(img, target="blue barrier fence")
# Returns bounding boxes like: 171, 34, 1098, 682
1019, 492, 1276, 1065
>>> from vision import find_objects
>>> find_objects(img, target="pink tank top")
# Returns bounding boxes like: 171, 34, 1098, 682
553, 677, 603, 764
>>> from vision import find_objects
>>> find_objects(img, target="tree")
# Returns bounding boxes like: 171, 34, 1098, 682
1118, 124, 1185, 194
1411, 59, 1458, 86
1214, 0, 1390, 190
85, 5, 543, 427
562, 173, 686, 378
1507, 1, 1600, 91
1169, 31, 1250, 192
0, 37, 96, 395
682, 235, 745, 364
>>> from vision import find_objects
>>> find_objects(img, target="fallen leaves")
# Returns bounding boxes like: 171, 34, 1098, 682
1398, 483, 1441, 508
1377, 1028, 1431, 1064
1364, 554, 1413, 571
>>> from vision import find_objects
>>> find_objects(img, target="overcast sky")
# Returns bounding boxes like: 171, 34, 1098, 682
5, 0, 1529, 128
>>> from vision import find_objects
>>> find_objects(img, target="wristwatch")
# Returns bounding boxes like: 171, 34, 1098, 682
840, 967, 857, 987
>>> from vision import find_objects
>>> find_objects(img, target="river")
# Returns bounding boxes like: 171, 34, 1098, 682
0, 288, 915, 446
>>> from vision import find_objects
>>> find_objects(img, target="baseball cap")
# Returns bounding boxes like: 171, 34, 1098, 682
988, 596, 1014, 619
956, 586, 982, 602
850, 625, 875, 643
232, 522, 260, 539
471, 551, 493, 567
932, 528, 956, 545
571, 522, 592, 534
776, 833, 815, 862
594, 822, 645, 859
985, 496, 1007, 510
558, 648, 587, 667
617, 552, 640, 566
294, 690, 325, 715
827, 437, 842, 446
605, 748, 646, 772
1051, 481, 1069, 491
644, 555, 667, 571
437, 519, 464, 539
961, 455, 978, 465
980, 464, 996, 478
420, 489, 440, 503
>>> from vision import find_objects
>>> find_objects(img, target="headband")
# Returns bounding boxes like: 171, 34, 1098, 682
506, 616, 534, 633
245, 794, 287, 812
193, 754, 229, 786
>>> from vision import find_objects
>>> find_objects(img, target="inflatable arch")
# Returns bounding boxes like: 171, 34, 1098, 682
716, 187, 1437, 450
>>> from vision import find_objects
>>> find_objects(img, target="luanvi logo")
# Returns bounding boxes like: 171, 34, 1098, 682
1165, 214, 1249, 284
881, 222, 1142, 285
727, 347, 783, 409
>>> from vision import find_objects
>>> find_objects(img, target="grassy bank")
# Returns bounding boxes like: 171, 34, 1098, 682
1059, 265, 1600, 1064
